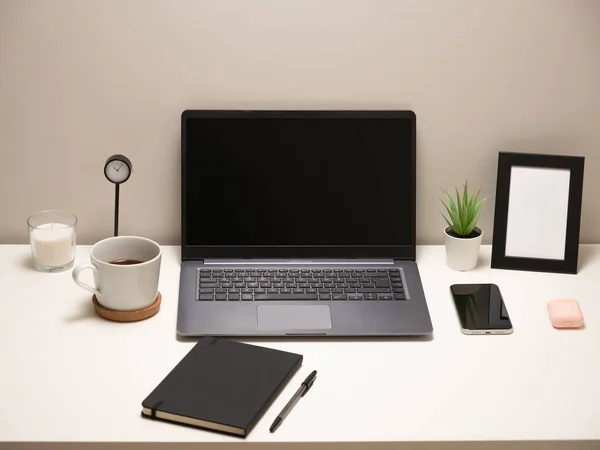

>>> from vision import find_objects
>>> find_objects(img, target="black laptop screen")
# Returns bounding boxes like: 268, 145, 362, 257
182, 111, 415, 258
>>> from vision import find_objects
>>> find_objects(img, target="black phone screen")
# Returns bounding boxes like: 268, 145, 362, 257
450, 284, 513, 331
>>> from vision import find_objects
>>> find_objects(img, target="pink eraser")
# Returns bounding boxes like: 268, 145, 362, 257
547, 299, 584, 329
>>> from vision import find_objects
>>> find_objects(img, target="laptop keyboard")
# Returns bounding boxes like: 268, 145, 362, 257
196, 268, 406, 301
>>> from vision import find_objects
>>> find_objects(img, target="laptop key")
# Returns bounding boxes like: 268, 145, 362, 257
358, 288, 391, 293
367, 272, 388, 277
241, 288, 252, 294
392, 288, 405, 293
215, 294, 227, 301
349, 295, 363, 300
255, 289, 266, 294
379, 295, 393, 300
333, 294, 347, 300
215, 288, 227, 293
320, 294, 331, 300
199, 283, 219, 288
364, 294, 378, 300
254, 294, 318, 300
331, 288, 343, 294
345, 288, 357, 293
281, 288, 292, 294
394, 294, 406, 300
267, 288, 278, 293
229, 294, 240, 300
200, 277, 217, 283
198, 294, 214, 300
375, 280, 390, 288
199, 288, 214, 294
241, 294, 253, 301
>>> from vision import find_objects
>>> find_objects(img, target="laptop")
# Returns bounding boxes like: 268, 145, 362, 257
177, 110, 433, 337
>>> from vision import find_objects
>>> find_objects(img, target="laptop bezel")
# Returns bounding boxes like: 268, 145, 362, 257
180, 109, 417, 261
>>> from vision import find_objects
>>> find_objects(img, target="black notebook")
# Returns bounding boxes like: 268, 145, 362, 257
141, 337, 303, 437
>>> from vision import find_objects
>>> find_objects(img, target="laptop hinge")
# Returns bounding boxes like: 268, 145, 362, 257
201, 258, 395, 265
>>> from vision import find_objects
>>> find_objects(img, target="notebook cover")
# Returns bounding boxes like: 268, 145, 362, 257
141, 337, 303, 437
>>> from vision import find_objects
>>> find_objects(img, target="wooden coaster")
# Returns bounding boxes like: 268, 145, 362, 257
92, 292, 162, 322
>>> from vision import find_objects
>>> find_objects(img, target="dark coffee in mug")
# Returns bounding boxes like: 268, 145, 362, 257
109, 259, 145, 266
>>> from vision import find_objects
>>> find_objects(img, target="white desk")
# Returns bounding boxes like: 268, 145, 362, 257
2, 244, 599, 450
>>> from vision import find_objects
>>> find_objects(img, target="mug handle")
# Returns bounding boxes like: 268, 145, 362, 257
72, 264, 100, 297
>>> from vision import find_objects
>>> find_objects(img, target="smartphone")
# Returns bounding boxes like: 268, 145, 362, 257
450, 283, 513, 335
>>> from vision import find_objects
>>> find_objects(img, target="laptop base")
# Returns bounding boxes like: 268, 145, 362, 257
177, 260, 433, 337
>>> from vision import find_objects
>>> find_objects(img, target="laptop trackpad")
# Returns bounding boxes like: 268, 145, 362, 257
257, 305, 332, 330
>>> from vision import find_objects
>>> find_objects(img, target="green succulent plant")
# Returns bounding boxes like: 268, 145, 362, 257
440, 181, 488, 238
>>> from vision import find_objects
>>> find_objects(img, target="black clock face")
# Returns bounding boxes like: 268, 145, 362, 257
104, 154, 132, 184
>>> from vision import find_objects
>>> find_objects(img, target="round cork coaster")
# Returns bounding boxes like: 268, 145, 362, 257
92, 292, 162, 322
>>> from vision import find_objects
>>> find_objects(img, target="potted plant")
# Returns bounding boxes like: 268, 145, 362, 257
439, 182, 488, 271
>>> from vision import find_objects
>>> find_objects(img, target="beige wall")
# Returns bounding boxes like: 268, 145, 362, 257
1, 0, 599, 246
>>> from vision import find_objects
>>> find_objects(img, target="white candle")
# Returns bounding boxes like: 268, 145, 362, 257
30, 223, 75, 267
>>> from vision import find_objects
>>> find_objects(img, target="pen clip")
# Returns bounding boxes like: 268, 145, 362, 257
301, 371, 317, 396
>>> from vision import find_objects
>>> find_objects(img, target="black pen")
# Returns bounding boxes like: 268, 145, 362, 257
269, 370, 317, 433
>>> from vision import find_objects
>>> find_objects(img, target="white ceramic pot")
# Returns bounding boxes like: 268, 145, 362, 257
444, 227, 483, 271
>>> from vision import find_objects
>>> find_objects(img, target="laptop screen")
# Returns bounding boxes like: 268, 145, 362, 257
182, 110, 416, 260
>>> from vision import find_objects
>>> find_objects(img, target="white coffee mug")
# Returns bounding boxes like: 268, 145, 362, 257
72, 236, 161, 311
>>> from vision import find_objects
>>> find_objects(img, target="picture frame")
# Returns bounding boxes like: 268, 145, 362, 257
491, 151, 585, 274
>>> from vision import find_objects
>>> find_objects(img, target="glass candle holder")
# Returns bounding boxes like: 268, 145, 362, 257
27, 210, 78, 272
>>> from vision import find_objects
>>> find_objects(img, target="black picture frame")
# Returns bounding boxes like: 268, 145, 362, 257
491, 151, 585, 274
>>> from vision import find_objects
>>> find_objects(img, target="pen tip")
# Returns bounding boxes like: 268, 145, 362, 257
270, 417, 282, 433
